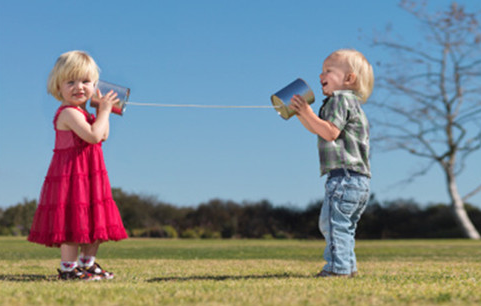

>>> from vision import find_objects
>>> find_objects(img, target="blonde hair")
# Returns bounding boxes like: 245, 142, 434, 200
329, 49, 374, 103
47, 50, 100, 101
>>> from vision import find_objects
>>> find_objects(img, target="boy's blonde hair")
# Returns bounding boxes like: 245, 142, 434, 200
330, 49, 374, 103
47, 50, 100, 101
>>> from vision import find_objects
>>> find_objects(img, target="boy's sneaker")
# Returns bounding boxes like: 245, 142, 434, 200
57, 268, 100, 281
83, 262, 114, 280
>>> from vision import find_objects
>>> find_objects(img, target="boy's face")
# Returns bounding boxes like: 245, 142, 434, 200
319, 55, 352, 97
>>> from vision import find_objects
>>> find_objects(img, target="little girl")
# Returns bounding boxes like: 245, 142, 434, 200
28, 50, 128, 281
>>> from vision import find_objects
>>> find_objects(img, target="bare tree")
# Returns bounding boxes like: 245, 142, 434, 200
371, 1, 481, 239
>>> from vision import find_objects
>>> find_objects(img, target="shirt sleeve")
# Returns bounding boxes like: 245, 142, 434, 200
321, 94, 349, 131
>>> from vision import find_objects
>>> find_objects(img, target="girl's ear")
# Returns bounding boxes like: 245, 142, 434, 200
57, 85, 63, 99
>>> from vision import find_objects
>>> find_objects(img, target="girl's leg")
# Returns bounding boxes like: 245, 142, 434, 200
60, 243, 79, 261
79, 241, 100, 267
79, 241, 114, 279
58, 243, 98, 280
80, 241, 100, 257
60, 243, 79, 271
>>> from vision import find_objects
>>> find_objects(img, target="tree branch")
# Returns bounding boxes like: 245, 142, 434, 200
463, 184, 481, 202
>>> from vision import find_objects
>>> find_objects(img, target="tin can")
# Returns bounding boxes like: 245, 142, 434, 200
270, 78, 315, 120
90, 80, 130, 116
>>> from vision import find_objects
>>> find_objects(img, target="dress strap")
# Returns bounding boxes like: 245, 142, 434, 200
53, 106, 92, 129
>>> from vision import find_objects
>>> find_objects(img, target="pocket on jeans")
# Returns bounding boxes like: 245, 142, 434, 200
337, 180, 368, 215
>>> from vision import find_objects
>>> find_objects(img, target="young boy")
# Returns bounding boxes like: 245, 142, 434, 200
289, 49, 374, 277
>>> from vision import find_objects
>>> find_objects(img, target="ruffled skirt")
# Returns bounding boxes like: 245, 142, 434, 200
28, 144, 128, 247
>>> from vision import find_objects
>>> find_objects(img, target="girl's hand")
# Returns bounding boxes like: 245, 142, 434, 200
289, 94, 310, 116
95, 89, 120, 114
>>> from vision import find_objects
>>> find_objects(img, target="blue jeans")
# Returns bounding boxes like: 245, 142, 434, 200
319, 171, 370, 275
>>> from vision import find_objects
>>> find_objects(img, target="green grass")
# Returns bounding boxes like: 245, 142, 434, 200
1, 237, 481, 305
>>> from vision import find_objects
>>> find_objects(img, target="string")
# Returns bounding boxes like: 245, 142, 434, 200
126, 101, 280, 109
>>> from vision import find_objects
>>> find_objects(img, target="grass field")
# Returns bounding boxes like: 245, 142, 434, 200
1, 237, 481, 305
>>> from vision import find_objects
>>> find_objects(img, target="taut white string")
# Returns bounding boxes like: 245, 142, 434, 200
126, 101, 280, 109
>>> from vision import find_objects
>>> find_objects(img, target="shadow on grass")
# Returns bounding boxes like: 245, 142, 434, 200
148, 273, 313, 282
1, 273, 316, 282
0, 274, 58, 282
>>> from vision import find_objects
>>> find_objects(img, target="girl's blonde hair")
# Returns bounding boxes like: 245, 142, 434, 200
47, 50, 100, 101
330, 49, 374, 103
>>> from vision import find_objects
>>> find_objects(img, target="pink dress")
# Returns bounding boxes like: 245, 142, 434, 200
28, 106, 128, 247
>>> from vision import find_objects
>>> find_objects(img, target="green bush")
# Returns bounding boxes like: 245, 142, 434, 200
162, 225, 178, 238
180, 228, 200, 239
200, 228, 221, 239
0, 227, 11, 236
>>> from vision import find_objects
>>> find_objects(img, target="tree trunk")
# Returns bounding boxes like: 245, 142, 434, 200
446, 170, 481, 239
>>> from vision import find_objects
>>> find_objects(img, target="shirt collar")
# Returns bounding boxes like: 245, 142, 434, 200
323, 90, 360, 103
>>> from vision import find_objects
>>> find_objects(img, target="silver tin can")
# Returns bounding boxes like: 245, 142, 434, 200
90, 80, 130, 116
271, 78, 315, 120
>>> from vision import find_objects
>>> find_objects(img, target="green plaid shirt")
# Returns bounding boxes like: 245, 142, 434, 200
317, 90, 371, 177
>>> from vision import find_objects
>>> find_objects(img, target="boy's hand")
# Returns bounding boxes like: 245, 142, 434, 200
289, 94, 311, 116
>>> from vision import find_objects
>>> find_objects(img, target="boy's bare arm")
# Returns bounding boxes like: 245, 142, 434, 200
290, 95, 340, 141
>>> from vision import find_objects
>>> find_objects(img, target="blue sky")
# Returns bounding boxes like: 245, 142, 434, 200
1, 0, 481, 209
